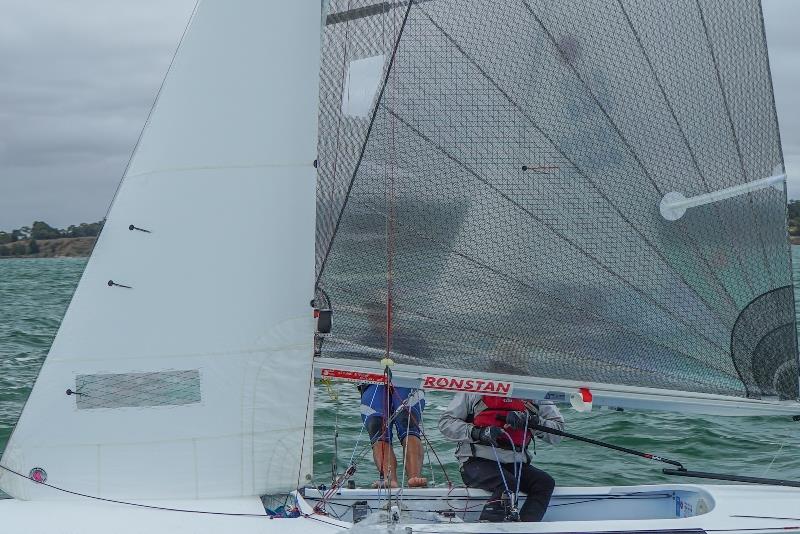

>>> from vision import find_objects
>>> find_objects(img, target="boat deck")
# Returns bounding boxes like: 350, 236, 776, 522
303, 483, 800, 532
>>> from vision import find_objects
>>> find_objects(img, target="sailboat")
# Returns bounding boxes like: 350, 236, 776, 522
1, 0, 799, 532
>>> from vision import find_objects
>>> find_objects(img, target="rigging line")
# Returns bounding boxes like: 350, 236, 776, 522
388, 385, 452, 486
102, 0, 200, 222
0, 463, 268, 518
419, 410, 437, 486
316, 0, 416, 288
417, 7, 737, 343
322, 0, 355, 270
323, 279, 741, 390
328, 193, 736, 376
293, 362, 317, 491
761, 440, 786, 477
694, 0, 774, 289
381, 106, 730, 357
519, 0, 743, 320
616, 0, 756, 299
531, 423, 684, 469
399, 395, 411, 497
385, 368, 393, 507
350, 384, 380, 467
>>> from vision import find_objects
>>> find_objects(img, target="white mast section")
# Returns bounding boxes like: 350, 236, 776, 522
0, 0, 321, 501
314, 358, 800, 417
660, 173, 786, 221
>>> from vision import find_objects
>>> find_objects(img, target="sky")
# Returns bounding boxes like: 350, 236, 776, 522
0, 1, 798, 230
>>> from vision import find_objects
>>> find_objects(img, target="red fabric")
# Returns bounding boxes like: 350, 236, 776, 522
472, 396, 531, 447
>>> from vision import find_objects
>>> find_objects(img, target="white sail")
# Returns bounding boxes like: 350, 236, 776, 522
313, 0, 800, 416
0, 0, 321, 500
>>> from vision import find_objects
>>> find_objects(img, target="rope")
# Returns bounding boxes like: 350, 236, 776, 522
0, 463, 294, 519
761, 440, 787, 477
314, 0, 416, 286
293, 366, 316, 490
388, 385, 452, 486
489, 443, 512, 499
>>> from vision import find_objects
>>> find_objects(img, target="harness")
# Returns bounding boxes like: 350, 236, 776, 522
469, 396, 532, 450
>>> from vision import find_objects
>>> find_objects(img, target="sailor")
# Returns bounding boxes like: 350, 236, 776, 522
360, 383, 428, 488
438, 393, 564, 522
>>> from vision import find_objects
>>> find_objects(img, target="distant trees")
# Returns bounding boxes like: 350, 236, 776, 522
0, 220, 104, 242
0, 220, 104, 257
30, 221, 63, 240
65, 221, 104, 238
789, 200, 800, 237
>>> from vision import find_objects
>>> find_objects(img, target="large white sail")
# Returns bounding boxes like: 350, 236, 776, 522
0, 0, 321, 500
314, 0, 800, 416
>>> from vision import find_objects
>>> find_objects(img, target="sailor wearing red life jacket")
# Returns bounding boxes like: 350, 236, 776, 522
438, 393, 564, 522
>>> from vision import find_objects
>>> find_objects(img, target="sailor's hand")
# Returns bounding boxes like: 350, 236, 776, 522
471, 426, 502, 446
505, 410, 527, 429
505, 410, 540, 429
524, 402, 541, 426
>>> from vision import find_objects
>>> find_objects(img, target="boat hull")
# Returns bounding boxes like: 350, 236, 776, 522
1, 484, 798, 533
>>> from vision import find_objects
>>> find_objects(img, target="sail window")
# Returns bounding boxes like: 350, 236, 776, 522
74, 370, 201, 410
341, 55, 385, 118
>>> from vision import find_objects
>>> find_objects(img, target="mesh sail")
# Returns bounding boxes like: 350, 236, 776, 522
315, 0, 799, 401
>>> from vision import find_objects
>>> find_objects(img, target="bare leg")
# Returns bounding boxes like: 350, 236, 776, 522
402, 435, 428, 487
371, 441, 399, 488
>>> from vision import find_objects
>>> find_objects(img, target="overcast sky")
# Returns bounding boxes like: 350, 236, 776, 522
0, 1, 798, 230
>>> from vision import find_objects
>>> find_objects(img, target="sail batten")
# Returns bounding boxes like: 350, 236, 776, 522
315, 0, 799, 407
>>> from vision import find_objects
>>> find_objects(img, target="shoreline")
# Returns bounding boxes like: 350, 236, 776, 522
0, 237, 96, 259
1, 235, 799, 260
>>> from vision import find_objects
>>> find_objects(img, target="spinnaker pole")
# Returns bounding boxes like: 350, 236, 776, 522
533, 424, 800, 488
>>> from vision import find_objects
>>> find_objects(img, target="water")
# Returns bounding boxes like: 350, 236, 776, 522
0, 257, 798, 492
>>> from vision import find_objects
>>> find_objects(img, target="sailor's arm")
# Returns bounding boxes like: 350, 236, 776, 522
438, 393, 477, 442
532, 401, 564, 445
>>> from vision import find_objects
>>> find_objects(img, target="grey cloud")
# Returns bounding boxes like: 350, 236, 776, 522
0, 0, 195, 229
763, 0, 800, 198
0, 0, 799, 229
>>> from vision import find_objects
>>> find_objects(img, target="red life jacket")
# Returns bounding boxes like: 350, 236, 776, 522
472, 396, 532, 448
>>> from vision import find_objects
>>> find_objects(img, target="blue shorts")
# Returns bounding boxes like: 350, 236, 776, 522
360, 385, 425, 444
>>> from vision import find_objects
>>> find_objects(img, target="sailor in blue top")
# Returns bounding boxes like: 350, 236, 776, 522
360, 383, 427, 487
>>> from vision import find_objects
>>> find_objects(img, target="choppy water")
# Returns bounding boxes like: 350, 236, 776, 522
0, 257, 798, 491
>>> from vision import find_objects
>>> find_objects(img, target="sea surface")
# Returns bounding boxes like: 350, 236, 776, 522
0, 256, 798, 492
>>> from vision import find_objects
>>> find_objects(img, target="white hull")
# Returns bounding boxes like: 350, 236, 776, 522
1, 483, 798, 533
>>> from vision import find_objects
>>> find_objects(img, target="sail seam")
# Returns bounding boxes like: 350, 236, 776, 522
321, 285, 737, 390
519, 0, 741, 321
48, 341, 312, 364
694, 0, 775, 290
616, 0, 756, 300
381, 105, 730, 355
413, 8, 731, 352
124, 162, 314, 179
333, 191, 734, 374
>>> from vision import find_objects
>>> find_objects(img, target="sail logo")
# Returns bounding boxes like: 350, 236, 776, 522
320, 368, 386, 384
421, 375, 513, 397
